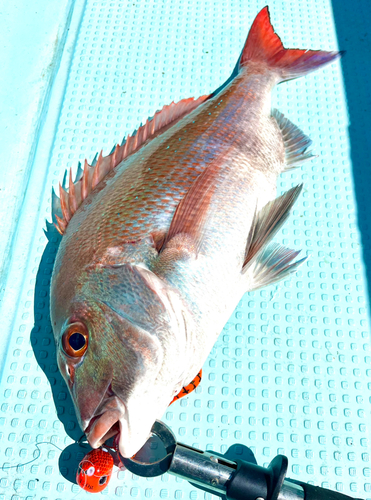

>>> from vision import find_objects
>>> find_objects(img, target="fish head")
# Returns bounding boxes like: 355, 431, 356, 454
51, 261, 189, 457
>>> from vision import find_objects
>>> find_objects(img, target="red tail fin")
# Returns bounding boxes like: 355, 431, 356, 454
240, 6, 341, 81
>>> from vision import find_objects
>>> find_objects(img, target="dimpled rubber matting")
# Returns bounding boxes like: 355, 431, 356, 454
1, 0, 370, 499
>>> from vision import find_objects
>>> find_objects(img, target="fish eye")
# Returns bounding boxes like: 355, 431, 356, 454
69, 332, 86, 351
99, 476, 107, 485
62, 322, 88, 358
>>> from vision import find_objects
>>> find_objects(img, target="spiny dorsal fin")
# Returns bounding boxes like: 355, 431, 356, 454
51, 95, 208, 234
249, 243, 306, 290
272, 109, 315, 170
243, 184, 302, 270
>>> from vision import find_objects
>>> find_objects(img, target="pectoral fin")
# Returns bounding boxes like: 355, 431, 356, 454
160, 166, 220, 258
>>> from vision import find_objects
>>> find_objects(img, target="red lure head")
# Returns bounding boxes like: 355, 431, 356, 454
77, 448, 114, 493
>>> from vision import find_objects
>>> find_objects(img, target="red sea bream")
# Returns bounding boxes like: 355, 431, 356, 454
50, 7, 340, 457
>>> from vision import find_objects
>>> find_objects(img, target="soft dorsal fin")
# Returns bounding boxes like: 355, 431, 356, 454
52, 95, 208, 234
272, 109, 315, 170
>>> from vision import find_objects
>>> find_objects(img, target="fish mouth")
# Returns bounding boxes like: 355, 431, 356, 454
84, 396, 126, 449
85, 411, 121, 448
84, 395, 155, 457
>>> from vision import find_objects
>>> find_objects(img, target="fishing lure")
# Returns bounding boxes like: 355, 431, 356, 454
170, 369, 202, 404
76, 448, 114, 493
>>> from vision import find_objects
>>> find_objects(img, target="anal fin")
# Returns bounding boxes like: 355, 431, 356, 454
272, 109, 315, 170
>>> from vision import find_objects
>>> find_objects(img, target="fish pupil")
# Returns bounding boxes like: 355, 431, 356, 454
69, 332, 86, 351
99, 476, 107, 485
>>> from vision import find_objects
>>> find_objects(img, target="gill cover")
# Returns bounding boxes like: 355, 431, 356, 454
90, 263, 173, 334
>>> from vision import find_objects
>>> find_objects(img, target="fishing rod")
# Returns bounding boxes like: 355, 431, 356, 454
120, 420, 363, 500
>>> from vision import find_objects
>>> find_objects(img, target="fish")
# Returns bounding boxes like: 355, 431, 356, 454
50, 6, 341, 458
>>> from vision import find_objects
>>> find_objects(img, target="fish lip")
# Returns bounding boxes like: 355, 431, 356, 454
84, 414, 103, 436
78, 378, 113, 431
84, 395, 126, 449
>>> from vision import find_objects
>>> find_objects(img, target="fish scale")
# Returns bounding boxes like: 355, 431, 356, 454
58, 76, 277, 280
50, 6, 341, 458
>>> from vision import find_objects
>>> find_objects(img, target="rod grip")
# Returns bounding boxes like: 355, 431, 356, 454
290, 480, 363, 500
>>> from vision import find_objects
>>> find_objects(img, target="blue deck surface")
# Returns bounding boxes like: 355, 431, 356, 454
1, 0, 371, 498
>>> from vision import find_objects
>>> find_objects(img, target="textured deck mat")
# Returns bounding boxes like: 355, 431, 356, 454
1, 0, 370, 499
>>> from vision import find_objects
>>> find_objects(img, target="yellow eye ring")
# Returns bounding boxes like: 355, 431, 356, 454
62, 322, 88, 358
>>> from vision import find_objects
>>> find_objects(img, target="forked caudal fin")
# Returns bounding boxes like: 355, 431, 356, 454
239, 6, 342, 81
